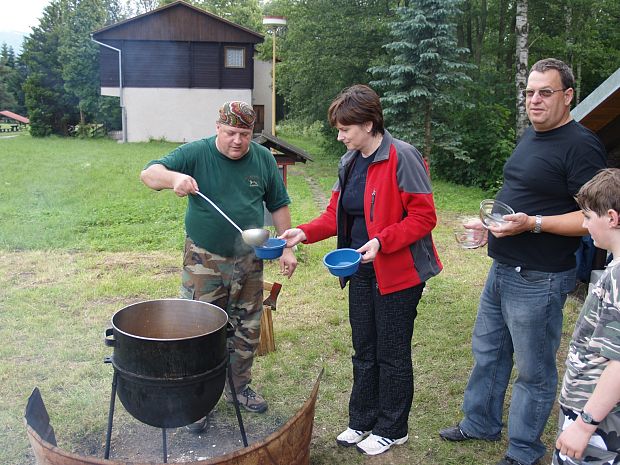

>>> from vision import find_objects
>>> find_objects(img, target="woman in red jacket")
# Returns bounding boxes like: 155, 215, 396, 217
280, 85, 442, 456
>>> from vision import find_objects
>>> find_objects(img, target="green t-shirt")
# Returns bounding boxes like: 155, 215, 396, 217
146, 136, 290, 256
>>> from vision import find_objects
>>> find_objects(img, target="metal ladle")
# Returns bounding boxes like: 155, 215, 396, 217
194, 191, 269, 247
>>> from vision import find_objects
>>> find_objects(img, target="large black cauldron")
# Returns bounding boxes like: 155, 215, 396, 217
104, 299, 228, 428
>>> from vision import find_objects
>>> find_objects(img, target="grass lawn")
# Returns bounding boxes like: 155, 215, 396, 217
0, 132, 582, 465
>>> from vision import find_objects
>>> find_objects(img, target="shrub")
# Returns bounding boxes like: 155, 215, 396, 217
433, 103, 514, 190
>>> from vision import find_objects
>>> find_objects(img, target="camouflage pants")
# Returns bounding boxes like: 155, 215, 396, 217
181, 237, 263, 393
552, 407, 620, 464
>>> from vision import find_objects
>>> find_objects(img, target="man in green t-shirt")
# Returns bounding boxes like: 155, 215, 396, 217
141, 101, 297, 426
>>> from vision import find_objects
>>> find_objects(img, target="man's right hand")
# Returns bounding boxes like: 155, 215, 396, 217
141, 163, 198, 196
172, 173, 199, 197
278, 228, 307, 247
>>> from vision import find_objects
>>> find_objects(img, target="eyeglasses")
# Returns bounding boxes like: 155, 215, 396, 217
522, 88, 567, 99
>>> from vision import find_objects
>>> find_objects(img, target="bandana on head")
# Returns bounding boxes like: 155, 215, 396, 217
217, 101, 256, 129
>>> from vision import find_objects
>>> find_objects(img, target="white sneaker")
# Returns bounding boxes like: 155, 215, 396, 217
356, 433, 408, 455
336, 427, 371, 446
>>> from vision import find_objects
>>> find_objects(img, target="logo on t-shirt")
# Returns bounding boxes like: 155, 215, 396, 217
247, 176, 260, 187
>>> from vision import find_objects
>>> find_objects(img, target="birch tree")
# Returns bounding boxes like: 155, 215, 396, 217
515, 0, 528, 138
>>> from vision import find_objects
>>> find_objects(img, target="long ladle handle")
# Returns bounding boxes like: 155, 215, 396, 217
194, 191, 243, 234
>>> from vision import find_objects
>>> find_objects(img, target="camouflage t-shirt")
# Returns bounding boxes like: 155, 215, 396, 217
559, 260, 620, 413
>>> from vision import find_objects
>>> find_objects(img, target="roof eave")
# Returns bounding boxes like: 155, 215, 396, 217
572, 67, 620, 122
92, 0, 263, 40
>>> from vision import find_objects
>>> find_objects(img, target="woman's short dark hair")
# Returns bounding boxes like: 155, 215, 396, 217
327, 84, 385, 136
530, 58, 575, 91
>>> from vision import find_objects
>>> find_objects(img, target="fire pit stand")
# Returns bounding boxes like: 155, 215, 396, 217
101, 299, 249, 463
103, 352, 248, 463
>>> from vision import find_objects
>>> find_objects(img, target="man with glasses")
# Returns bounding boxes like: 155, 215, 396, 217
439, 58, 607, 465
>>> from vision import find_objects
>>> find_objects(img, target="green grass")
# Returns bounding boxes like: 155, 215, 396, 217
0, 134, 182, 251
0, 132, 582, 465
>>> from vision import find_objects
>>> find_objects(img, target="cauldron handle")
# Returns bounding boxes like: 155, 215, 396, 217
104, 327, 115, 347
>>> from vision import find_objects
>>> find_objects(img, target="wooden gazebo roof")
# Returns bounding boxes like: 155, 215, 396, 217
572, 67, 620, 152
253, 132, 313, 165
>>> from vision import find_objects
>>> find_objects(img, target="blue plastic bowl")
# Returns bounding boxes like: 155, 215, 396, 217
323, 248, 362, 277
253, 238, 286, 260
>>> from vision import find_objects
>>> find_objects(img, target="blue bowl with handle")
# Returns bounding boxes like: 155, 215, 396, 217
253, 238, 286, 260
323, 248, 362, 277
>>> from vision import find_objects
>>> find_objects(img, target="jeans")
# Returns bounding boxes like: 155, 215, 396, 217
348, 265, 425, 439
460, 261, 576, 465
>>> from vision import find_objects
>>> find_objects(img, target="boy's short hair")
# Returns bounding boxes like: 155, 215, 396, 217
575, 168, 620, 216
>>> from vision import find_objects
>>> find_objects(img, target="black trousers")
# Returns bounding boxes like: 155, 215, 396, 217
347, 265, 424, 439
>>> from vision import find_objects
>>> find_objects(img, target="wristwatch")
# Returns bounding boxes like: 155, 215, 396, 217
531, 215, 543, 234
580, 410, 600, 425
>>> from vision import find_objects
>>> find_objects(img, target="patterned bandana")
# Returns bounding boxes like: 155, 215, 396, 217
217, 101, 256, 129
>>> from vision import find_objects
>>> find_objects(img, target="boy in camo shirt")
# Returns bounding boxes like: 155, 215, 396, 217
553, 168, 620, 465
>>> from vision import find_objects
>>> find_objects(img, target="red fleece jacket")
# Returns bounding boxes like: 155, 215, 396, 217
299, 131, 442, 295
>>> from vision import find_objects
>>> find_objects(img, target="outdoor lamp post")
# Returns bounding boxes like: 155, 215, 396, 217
262, 16, 287, 136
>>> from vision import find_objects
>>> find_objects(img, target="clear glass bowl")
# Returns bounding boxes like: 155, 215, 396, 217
454, 226, 485, 249
479, 199, 515, 228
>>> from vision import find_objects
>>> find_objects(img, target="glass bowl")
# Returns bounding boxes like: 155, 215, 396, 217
479, 199, 515, 228
454, 222, 485, 249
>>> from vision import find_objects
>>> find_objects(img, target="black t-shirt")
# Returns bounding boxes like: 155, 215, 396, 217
341, 151, 376, 249
489, 121, 607, 272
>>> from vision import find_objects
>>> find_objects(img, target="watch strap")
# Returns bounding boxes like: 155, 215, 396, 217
531, 215, 543, 234
580, 410, 601, 425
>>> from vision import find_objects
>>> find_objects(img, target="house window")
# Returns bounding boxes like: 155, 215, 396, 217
225, 47, 245, 68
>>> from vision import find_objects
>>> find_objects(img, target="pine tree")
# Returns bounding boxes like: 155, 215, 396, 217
21, 0, 79, 136
58, 0, 109, 127
0, 43, 18, 110
370, 0, 473, 163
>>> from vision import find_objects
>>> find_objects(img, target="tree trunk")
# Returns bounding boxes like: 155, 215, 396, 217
457, 18, 465, 49
506, 3, 517, 84
515, 0, 529, 139
565, 2, 574, 65
565, 3, 581, 105
423, 100, 432, 164
496, 0, 506, 72
575, 61, 582, 105
464, 0, 473, 56
475, 0, 487, 67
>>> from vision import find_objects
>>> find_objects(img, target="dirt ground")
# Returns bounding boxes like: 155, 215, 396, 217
74, 401, 288, 463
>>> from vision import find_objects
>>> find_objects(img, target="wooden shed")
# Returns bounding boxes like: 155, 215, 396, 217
91, 1, 273, 142
572, 66, 620, 167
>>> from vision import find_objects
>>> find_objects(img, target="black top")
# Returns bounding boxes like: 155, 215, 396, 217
341, 151, 376, 249
489, 121, 607, 272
